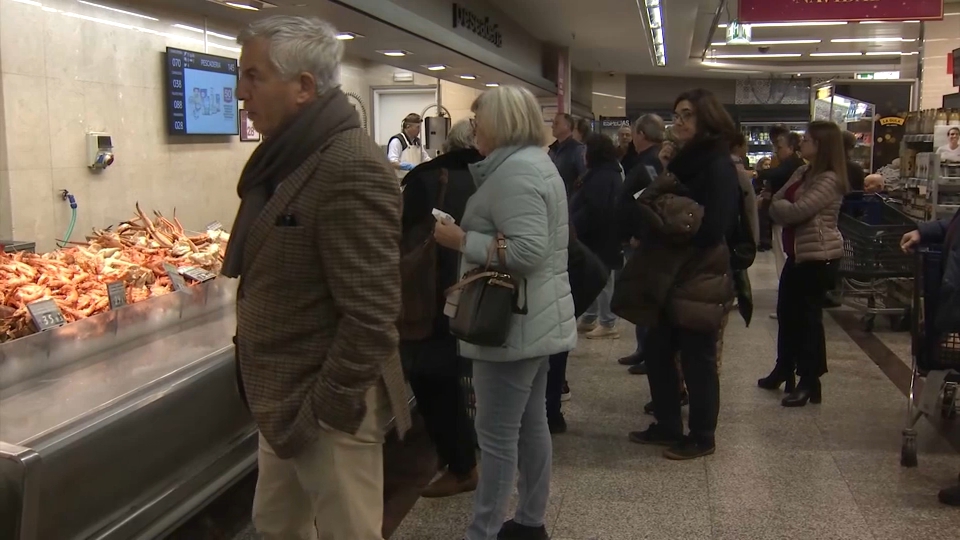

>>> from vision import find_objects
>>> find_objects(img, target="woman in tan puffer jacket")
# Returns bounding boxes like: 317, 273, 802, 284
760, 120, 849, 408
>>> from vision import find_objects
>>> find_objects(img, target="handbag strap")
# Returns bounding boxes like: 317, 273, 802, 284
485, 232, 508, 269
444, 270, 516, 296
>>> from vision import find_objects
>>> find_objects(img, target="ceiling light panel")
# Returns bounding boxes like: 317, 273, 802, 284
77, 0, 158, 20
831, 37, 915, 43
720, 21, 847, 28
336, 32, 363, 40
711, 53, 802, 59
711, 39, 822, 46
809, 52, 863, 57
643, 0, 666, 66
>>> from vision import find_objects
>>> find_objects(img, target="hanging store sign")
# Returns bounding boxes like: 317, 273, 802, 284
600, 117, 631, 128
452, 3, 502, 48
725, 21, 752, 45
737, 0, 943, 24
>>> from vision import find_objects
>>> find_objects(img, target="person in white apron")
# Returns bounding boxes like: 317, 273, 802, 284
387, 113, 432, 180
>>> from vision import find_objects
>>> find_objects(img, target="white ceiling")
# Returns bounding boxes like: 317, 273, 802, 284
118, 0, 556, 96
488, 0, 949, 77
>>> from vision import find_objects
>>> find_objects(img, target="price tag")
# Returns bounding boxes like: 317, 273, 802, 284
205, 221, 223, 231
181, 266, 217, 283
107, 281, 128, 309
27, 298, 67, 331
163, 263, 189, 292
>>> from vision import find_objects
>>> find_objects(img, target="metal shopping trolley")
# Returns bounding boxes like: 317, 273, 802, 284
838, 194, 916, 331
901, 247, 960, 467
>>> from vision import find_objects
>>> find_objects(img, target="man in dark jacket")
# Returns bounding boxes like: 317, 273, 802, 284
399, 121, 480, 498
616, 113, 665, 371
549, 113, 586, 193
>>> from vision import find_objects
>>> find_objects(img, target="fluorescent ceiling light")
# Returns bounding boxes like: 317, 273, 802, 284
861, 20, 919, 24
710, 53, 802, 59
336, 32, 363, 40
225, 1, 259, 10
379, 50, 408, 57
832, 37, 915, 43
865, 51, 903, 56
171, 24, 236, 40
485, 83, 499, 87
711, 39, 822, 46
643, 0, 666, 66
810, 52, 863, 57
12, 0, 42, 6
77, 0, 158, 20
592, 91, 626, 99
459, 74, 477, 80
902, 51, 919, 55
425, 65, 446, 71
720, 21, 847, 28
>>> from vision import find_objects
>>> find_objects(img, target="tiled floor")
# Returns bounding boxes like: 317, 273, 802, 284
389, 252, 960, 540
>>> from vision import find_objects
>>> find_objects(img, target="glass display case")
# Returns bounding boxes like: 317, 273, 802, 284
813, 83, 877, 174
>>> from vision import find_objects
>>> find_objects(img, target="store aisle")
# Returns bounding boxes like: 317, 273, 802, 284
390, 252, 960, 540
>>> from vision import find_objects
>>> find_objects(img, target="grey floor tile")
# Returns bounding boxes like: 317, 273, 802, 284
552, 498, 711, 540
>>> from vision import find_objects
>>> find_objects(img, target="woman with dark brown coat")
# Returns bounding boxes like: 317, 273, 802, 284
617, 89, 740, 460
759, 121, 849, 407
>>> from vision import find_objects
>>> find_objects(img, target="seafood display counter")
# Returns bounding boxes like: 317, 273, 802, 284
1, 278, 257, 540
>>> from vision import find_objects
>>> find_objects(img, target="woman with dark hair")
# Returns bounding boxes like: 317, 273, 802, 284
842, 130, 866, 191
619, 89, 740, 459
572, 133, 625, 340
759, 121, 849, 407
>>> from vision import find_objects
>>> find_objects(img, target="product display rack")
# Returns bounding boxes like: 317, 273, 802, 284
813, 83, 876, 174
739, 121, 805, 167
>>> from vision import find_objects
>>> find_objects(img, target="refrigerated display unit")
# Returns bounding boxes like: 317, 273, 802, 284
813, 83, 877, 175
739, 122, 806, 168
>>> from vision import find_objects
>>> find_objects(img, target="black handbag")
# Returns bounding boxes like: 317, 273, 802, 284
446, 233, 527, 347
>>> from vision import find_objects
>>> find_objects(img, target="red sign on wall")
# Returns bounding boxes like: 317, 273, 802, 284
738, 0, 944, 24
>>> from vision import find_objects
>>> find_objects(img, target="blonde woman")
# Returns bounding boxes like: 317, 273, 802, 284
433, 86, 577, 540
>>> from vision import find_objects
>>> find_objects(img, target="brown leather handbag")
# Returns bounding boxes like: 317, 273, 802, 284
445, 233, 527, 347
398, 170, 449, 340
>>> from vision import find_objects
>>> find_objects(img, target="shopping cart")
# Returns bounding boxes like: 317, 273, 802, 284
901, 247, 960, 467
838, 194, 916, 331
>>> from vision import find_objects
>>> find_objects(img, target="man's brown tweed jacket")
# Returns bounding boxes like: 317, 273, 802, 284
235, 128, 411, 459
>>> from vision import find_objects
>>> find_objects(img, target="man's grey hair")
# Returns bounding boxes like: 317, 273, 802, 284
238, 16, 343, 95
633, 113, 665, 143
443, 120, 475, 153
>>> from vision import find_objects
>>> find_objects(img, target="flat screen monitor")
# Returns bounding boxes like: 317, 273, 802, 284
166, 47, 239, 136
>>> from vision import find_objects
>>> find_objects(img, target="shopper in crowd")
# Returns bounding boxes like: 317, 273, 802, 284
573, 133, 625, 340
731, 132, 751, 171
573, 117, 592, 143
619, 89, 740, 460
901, 208, 960, 506
226, 16, 410, 540
759, 121, 849, 407
433, 85, 576, 540
616, 113, 666, 372
618, 125, 640, 173
549, 113, 587, 194
843, 131, 866, 191
757, 130, 804, 260
398, 120, 480, 498
387, 112, 433, 178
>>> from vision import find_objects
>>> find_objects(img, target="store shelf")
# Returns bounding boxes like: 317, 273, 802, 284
904, 134, 934, 143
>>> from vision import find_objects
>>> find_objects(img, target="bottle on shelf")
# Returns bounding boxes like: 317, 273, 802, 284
949, 109, 960, 127
936, 108, 949, 128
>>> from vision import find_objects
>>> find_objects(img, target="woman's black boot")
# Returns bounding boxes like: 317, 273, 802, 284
782, 377, 821, 407
758, 365, 796, 393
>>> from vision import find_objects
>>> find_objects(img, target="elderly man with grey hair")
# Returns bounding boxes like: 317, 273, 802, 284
224, 15, 410, 539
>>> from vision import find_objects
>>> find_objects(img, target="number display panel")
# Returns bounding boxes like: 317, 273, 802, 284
166, 47, 239, 136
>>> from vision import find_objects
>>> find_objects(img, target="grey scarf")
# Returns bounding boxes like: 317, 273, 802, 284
222, 88, 361, 277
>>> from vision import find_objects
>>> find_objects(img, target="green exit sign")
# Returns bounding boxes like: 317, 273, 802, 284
856, 71, 900, 80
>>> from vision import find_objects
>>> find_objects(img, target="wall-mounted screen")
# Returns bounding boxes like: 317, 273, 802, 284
166, 47, 239, 136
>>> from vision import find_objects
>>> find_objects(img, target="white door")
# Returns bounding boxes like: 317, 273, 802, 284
374, 88, 438, 146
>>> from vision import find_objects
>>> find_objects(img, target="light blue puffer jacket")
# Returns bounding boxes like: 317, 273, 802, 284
458, 145, 577, 362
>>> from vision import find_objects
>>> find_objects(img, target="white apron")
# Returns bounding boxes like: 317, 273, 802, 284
395, 133, 424, 180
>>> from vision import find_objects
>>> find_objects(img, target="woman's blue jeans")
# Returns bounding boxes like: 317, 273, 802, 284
466, 357, 552, 540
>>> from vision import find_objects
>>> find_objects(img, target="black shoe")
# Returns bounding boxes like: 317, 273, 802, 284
782, 377, 822, 407
628, 424, 682, 446
758, 365, 796, 393
643, 394, 688, 416
628, 361, 648, 375
548, 413, 567, 434
938, 484, 960, 506
498, 519, 549, 540
663, 437, 716, 460
618, 353, 643, 366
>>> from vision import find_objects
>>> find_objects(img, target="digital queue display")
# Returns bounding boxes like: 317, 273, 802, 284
166, 47, 239, 136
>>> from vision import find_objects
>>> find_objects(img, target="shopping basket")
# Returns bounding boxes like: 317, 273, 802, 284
838, 194, 915, 281
901, 247, 960, 467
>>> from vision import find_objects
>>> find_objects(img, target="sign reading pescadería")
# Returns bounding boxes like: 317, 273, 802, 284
452, 3, 503, 48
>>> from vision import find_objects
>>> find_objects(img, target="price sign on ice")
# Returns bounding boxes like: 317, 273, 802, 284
27, 298, 67, 331
163, 263, 189, 292
107, 281, 128, 309
182, 267, 217, 283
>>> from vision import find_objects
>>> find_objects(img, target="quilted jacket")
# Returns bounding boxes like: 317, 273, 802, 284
458, 145, 577, 362
770, 165, 845, 263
